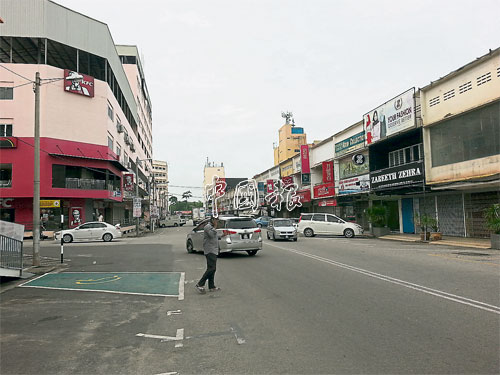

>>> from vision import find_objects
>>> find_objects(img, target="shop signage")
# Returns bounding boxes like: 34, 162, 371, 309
301, 173, 311, 185
266, 179, 275, 193
313, 182, 335, 199
318, 199, 337, 207
0, 198, 14, 208
0, 137, 17, 148
282, 176, 293, 187
257, 182, 265, 205
300, 145, 310, 174
64, 69, 94, 97
295, 189, 311, 203
370, 161, 424, 190
334, 131, 365, 157
124, 174, 134, 191
339, 174, 370, 195
133, 197, 142, 218
40, 200, 60, 208
364, 88, 415, 145
322, 161, 334, 183
69, 207, 83, 228
151, 206, 159, 218
215, 177, 226, 197
339, 151, 369, 179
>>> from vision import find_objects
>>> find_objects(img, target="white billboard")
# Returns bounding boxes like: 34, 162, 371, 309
363, 88, 415, 145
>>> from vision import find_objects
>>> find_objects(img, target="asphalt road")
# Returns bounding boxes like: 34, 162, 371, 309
1, 227, 499, 374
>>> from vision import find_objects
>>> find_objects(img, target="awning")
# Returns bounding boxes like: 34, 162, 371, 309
49, 152, 129, 172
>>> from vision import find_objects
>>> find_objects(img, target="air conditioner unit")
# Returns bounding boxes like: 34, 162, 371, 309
130, 143, 136, 152
128, 161, 132, 169
124, 133, 130, 145
116, 123, 124, 133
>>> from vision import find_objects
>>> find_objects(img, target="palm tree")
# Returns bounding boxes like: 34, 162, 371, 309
182, 190, 192, 202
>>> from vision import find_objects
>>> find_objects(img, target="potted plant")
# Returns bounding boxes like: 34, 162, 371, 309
429, 217, 442, 241
366, 205, 390, 237
484, 204, 500, 249
415, 213, 434, 241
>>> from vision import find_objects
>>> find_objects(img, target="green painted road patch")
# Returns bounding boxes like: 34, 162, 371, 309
19, 272, 185, 299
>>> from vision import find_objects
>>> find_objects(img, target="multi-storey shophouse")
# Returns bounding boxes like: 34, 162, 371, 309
0, 0, 153, 230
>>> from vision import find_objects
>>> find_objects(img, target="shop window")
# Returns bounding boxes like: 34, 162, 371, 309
389, 143, 422, 167
0, 87, 13, 100
430, 101, 500, 167
0, 124, 13, 136
0, 164, 12, 187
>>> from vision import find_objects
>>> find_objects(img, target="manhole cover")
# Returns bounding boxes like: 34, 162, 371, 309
452, 252, 490, 257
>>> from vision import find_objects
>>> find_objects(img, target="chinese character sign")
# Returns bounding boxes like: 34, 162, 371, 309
205, 175, 227, 218
264, 179, 303, 212
233, 179, 259, 212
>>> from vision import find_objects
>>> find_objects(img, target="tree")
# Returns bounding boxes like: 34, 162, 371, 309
169, 196, 178, 205
182, 190, 192, 202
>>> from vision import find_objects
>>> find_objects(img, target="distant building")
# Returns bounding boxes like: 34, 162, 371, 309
273, 115, 307, 166
152, 160, 168, 218
203, 159, 225, 213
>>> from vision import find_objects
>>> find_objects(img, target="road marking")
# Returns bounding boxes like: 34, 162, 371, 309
178, 272, 185, 301
268, 243, 500, 315
75, 275, 121, 284
167, 310, 182, 316
175, 329, 184, 348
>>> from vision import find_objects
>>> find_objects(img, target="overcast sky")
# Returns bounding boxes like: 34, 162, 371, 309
57, 0, 500, 200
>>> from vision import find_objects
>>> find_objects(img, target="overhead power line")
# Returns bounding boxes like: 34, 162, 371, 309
0, 64, 34, 83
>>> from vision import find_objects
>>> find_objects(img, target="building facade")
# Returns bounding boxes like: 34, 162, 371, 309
273, 115, 307, 166
0, 0, 153, 230
152, 160, 168, 219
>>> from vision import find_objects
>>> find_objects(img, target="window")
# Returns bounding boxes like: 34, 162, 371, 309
327, 215, 340, 223
124, 152, 129, 166
0, 164, 12, 187
301, 214, 313, 221
79, 223, 93, 229
107, 135, 114, 150
0, 124, 13, 136
430, 101, 500, 167
116, 144, 121, 157
312, 214, 325, 222
389, 143, 422, 167
107, 104, 114, 121
0, 87, 13, 100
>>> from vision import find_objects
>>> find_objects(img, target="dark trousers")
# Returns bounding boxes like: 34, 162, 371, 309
198, 253, 217, 289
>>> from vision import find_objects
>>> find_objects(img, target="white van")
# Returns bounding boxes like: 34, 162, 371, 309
297, 213, 363, 238
159, 216, 186, 228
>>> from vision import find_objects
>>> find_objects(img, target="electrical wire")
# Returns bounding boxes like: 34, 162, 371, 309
0, 64, 34, 82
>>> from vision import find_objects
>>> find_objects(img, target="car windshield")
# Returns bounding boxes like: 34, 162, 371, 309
273, 220, 293, 227
225, 219, 257, 229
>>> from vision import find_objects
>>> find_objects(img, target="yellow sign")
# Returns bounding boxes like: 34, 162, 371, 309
40, 200, 61, 208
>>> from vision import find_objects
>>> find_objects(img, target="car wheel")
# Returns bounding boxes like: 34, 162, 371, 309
63, 234, 73, 243
257, 223, 262, 228
304, 228, 315, 237
174, 223, 178, 227
344, 228, 355, 238
103, 233, 113, 242
247, 250, 257, 256
272, 233, 276, 241
293, 238, 298, 242
186, 240, 194, 253
266, 232, 270, 240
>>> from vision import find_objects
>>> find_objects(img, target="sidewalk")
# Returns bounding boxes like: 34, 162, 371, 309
378, 233, 492, 250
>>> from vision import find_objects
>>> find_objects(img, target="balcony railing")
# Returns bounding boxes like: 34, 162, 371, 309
0, 180, 12, 187
65, 178, 106, 190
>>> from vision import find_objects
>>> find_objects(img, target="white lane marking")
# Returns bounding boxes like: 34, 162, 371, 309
178, 272, 185, 301
19, 285, 179, 298
155, 372, 178, 375
267, 243, 500, 315
167, 310, 182, 316
175, 328, 184, 348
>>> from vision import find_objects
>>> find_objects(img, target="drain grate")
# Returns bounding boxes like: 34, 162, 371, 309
452, 252, 491, 257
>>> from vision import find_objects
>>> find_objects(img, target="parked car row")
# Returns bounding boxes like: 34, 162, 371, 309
185, 213, 364, 255
54, 222, 122, 243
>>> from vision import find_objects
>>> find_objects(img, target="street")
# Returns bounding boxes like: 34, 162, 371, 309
1, 227, 499, 375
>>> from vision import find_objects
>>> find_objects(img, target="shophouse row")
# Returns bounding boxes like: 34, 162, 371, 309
0, 0, 164, 231
252, 48, 499, 238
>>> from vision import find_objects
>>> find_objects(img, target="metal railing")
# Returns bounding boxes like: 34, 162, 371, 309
65, 178, 106, 190
0, 234, 23, 272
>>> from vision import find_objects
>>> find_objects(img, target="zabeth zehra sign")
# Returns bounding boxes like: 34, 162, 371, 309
370, 161, 424, 190
364, 88, 415, 145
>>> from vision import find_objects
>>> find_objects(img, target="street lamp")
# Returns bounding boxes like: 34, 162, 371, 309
134, 157, 152, 236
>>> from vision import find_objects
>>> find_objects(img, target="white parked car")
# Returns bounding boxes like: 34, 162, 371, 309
297, 213, 363, 238
54, 222, 122, 243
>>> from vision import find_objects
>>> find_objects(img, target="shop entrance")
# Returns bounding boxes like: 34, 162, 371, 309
402, 198, 415, 233
384, 200, 400, 231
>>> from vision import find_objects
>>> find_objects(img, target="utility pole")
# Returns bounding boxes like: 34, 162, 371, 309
32, 72, 41, 266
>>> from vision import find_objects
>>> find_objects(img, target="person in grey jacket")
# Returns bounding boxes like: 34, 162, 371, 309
196, 217, 221, 293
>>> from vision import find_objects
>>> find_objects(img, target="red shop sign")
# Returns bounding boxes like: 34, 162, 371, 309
313, 182, 335, 199
318, 199, 337, 207
300, 145, 310, 174
266, 179, 275, 193
322, 161, 334, 183
296, 189, 311, 203
282, 176, 294, 187
64, 69, 95, 97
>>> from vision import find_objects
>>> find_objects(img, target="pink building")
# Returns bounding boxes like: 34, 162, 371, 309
0, 0, 154, 231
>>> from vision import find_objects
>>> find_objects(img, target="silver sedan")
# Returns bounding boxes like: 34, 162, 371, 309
54, 222, 122, 243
